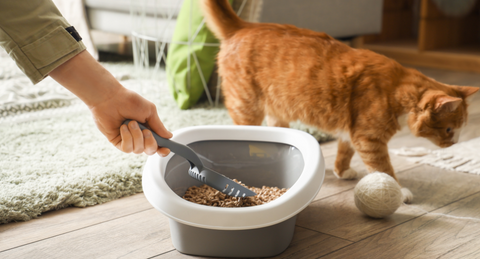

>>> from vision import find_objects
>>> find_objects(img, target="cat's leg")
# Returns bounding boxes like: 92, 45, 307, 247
351, 137, 413, 203
333, 139, 357, 179
266, 115, 289, 128
222, 82, 265, 125
227, 105, 265, 125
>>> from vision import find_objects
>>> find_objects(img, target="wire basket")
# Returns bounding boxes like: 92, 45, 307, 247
129, 0, 262, 106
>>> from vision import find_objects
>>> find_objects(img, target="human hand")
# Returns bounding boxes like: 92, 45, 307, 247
49, 51, 172, 156
89, 87, 173, 156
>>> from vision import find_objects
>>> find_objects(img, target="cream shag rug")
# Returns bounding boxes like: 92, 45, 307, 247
0, 54, 332, 224
390, 137, 480, 175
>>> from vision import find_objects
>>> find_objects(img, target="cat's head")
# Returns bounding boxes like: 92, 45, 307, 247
409, 86, 478, 147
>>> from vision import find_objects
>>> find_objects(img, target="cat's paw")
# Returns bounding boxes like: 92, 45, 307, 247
333, 168, 357, 180
401, 188, 413, 204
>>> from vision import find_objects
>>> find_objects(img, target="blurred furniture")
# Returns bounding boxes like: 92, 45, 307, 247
84, 0, 384, 53
128, 0, 183, 75
259, 0, 384, 39
85, 0, 133, 36
363, 0, 480, 73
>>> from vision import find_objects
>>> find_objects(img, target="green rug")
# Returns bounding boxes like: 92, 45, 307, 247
0, 60, 332, 224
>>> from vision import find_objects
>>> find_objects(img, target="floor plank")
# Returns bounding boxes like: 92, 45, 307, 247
272, 227, 352, 259
156, 226, 352, 259
466, 92, 480, 116
0, 209, 173, 259
393, 165, 480, 211
297, 164, 480, 242
458, 114, 480, 143
323, 192, 480, 258
297, 188, 421, 243
0, 193, 152, 252
413, 66, 480, 87
319, 140, 340, 158
314, 152, 419, 201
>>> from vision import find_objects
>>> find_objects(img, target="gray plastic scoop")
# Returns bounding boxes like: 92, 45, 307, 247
123, 120, 256, 198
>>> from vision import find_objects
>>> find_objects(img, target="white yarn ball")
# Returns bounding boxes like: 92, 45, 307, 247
354, 172, 403, 218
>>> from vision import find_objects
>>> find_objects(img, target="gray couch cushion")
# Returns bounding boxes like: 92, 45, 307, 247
85, 0, 182, 17
260, 0, 383, 38
85, 0, 181, 37
87, 8, 177, 40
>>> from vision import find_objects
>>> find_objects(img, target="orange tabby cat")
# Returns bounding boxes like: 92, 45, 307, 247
200, 0, 479, 202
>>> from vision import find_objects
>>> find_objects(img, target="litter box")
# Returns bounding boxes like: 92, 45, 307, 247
142, 125, 325, 257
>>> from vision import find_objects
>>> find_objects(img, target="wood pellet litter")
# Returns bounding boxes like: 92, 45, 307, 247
182, 180, 288, 207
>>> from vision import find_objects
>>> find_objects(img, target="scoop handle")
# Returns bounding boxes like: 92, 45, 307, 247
122, 120, 203, 170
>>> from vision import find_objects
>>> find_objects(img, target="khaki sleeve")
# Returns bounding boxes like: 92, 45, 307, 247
0, 0, 86, 84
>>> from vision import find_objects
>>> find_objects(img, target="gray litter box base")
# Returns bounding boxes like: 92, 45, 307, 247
170, 216, 297, 258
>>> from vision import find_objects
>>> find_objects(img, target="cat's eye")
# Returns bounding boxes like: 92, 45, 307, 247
446, 127, 452, 133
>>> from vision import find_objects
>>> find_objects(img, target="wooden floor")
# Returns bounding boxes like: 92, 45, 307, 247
2, 67, 480, 259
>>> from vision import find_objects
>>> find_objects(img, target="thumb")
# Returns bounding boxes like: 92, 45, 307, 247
145, 111, 173, 139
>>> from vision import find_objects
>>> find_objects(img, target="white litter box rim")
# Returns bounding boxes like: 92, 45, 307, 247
142, 125, 325, 230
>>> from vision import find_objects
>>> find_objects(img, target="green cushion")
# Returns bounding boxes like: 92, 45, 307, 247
167, 0, 232, 109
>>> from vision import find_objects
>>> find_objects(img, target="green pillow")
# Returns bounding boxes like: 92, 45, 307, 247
167, 0, 232, 109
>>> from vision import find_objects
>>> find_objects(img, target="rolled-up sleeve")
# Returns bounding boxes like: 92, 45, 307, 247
0, 0, 86, 84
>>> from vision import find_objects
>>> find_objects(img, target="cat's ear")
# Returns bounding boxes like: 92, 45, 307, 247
456, 86, 479, 101
434, 95, 462, 112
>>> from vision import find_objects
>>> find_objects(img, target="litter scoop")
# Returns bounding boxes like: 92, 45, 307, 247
123, 120, 256, 198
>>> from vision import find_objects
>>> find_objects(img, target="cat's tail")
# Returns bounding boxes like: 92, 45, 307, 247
200, 0, 247, 40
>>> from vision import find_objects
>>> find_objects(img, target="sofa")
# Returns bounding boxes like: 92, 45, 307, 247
84, 0, 383, 45
260, 0, 383, 39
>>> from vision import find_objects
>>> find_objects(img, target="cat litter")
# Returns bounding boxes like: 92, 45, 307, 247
182, 181, 288, 207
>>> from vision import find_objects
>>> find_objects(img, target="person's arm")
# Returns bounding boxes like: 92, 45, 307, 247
50, 50, 172, 156
0, 0, 85, 84
0, 0, 171, 155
